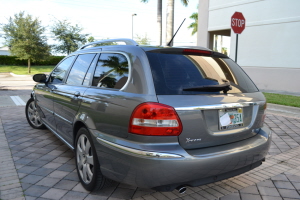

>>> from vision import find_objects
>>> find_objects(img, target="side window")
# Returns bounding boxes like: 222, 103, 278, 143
66, 54, 96, 86
92, 53, 129, 89
49, 56, 75, 84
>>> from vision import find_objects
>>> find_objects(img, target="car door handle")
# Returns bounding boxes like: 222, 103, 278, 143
74, 91, 80, 97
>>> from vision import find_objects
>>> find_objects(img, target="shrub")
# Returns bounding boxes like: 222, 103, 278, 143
0, 55, 65, 65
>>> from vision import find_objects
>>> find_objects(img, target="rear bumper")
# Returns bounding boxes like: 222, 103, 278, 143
93, 126, 272, 190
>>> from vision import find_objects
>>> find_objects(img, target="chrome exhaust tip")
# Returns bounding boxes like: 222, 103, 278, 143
176, 186, 186, 194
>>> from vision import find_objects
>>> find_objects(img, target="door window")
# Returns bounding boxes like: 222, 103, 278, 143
49, 56, 75, 84
92, 53, 129, 89
66, 54, 97, 86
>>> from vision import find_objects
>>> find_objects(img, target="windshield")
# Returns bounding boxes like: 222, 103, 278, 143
146, 52, 258, 95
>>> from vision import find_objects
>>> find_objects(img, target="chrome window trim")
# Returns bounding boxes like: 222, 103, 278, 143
97, 137, 183, 158
175, 101, 265, 111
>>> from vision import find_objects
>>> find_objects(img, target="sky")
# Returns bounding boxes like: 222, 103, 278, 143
0, 0, 199, 47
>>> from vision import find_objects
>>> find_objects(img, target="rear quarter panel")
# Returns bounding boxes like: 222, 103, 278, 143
79, 89, 157, 138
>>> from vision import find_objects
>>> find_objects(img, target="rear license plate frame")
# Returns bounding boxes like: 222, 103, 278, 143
219, 108, 244, 130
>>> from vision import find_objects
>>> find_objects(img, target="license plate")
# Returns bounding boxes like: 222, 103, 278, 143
219, 108, 243, 130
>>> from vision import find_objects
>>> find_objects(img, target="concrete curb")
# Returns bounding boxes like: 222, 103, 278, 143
267, 103, 300, 119
0, 72, 32, 77
9, 73, 32, 77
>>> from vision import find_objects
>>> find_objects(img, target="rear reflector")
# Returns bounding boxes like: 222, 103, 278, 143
260, 103, 267, 127
183, 49, 212, 55
129, 102, 182, 136
263, 103, 267, 121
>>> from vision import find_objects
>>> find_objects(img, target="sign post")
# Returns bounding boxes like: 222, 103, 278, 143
231, 12, 246, 62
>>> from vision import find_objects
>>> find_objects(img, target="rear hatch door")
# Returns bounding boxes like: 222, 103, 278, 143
145, 48, 266, 149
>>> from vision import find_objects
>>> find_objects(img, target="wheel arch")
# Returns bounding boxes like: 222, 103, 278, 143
73, 110, 97, 147
73, 121, 88, 147
30, 90, 35, 99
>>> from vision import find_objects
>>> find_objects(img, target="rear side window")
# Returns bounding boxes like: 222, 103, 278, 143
146, 52, 258, 95
49, 56, 75, 84
92, 53, 129, 89
66, 54, 96, 86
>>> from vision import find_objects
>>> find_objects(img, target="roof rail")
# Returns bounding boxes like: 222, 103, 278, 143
78, 38, 138, 50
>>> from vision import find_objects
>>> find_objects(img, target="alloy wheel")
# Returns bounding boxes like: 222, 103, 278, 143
27, 100, 43, 127
76, 134, 94, 184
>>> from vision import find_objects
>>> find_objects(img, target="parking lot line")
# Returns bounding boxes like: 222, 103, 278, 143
10, 96, 26, 106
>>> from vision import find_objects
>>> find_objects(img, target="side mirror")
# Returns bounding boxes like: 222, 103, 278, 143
33, 74, 47, 83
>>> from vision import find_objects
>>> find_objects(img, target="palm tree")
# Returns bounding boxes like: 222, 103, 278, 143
141, 0, 188, 46
98, 55, 128, 83
141, 0, 162, 46
166, 0, 189, 46
188, 12, 198, 35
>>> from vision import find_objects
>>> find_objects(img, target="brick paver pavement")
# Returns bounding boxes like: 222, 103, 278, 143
0, 90, 300, 200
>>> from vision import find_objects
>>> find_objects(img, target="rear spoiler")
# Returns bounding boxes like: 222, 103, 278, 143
147, 48, 229, 58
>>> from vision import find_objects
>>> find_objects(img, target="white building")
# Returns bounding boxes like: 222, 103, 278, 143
0, 46, 10, 55
197, 0, 300, 95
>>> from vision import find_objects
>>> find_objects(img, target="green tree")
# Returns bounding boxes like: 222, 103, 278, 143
87, 36, 95, 43
135, 34, 151, 45
188, 12, 198, 35
99, 55, 128, 83
2, 11, 50, 73
51, 20, 88, 54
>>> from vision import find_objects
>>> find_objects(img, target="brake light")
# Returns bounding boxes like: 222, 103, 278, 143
183, 49, 212, 56
129, 103, 182, 136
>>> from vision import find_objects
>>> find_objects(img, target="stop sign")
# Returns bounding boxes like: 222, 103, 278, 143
231, 12, 246, 34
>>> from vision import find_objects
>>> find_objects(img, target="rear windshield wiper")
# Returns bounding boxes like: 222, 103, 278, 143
183, 84, 232, 94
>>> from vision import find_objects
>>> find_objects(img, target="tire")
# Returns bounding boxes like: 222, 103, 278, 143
75, 127, 107, 191
25, 98, 46, 129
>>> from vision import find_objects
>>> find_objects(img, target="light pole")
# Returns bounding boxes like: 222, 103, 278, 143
132, 13, 137, 40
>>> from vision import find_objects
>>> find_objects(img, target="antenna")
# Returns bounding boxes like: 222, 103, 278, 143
167, 18, 186, 46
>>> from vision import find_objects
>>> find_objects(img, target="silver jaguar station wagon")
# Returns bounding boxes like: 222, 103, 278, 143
26, 38, 271, 193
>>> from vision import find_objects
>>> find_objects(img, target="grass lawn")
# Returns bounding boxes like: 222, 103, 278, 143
0, 65, 55, 75
263, 92, 300, 108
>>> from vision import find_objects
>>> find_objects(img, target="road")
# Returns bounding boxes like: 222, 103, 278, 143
0, 73, 35, 90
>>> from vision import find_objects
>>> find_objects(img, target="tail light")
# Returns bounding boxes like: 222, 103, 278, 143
129, 102, 182, 136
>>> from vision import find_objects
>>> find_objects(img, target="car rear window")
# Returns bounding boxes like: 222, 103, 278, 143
146, 52, 258, 95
